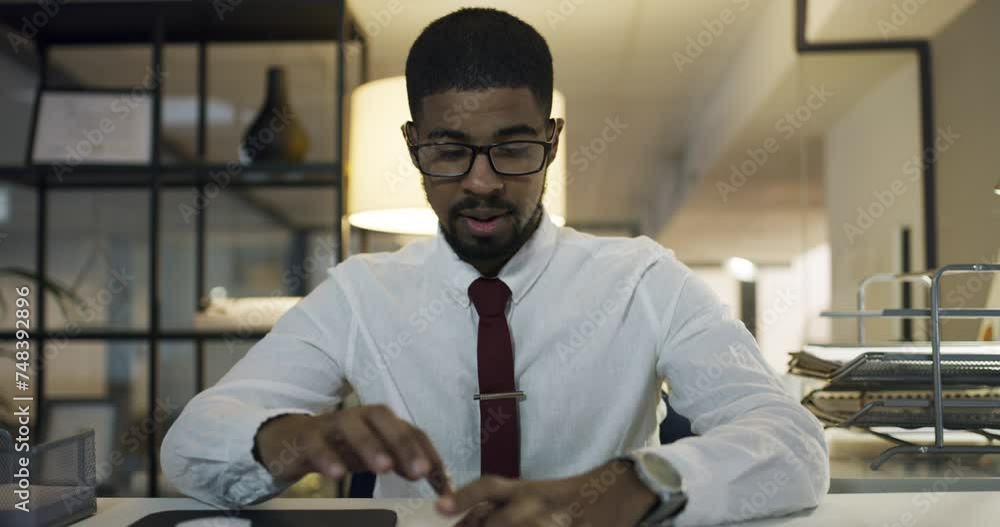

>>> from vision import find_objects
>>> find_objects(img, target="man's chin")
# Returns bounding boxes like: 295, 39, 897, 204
450, 232, 518, 261
442, 207, 540, 263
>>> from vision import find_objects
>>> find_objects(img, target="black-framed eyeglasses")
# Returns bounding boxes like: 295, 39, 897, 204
402, 120, 556, 177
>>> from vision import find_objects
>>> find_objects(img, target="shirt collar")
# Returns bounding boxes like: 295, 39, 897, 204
434, 209, 560, 308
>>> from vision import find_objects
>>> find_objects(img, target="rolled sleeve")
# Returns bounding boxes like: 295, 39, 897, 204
160, 273, 350, 508
163, 405, 314, 508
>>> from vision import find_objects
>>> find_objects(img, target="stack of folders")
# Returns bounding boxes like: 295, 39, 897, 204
788, 343, 1000, 430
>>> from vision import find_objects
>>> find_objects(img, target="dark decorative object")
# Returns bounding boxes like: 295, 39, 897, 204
240, 66, 310, 163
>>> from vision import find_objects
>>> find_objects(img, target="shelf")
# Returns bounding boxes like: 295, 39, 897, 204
0, 162, 341, 188
167, 162, 342, 188
161, 329, 270, 340
821, 308, 1000, 318
0, 329, 270, 341
2, 0, 362, 499
0, 1, 356, 45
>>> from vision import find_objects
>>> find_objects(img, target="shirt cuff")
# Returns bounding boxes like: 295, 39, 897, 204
630, 443, 711, 527
220, 407, 315, 507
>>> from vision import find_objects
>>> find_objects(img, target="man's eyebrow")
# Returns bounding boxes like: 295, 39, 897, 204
425, 123, 541, 142
494, 123, 539, 139
427, 128, 468, 141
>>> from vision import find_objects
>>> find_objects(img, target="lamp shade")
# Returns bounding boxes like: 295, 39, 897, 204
346, 76, 566, 235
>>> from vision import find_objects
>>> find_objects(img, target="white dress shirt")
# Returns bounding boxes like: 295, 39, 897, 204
161, 211, 829, 526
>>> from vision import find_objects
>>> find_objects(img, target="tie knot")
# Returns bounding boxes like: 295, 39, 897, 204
468, 277, 511, 317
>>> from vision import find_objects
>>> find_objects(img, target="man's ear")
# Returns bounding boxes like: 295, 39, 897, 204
401, 122, 420, 166
401, 122, 416, 145
548, 117, 565, 163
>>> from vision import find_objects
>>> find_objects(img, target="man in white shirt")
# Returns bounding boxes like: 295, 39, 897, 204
161, 7, 829, 526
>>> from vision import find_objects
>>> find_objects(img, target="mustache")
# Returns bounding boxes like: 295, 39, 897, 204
448, 196, 518, 219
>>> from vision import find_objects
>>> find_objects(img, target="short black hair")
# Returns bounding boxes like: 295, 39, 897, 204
405, 7, 553, 124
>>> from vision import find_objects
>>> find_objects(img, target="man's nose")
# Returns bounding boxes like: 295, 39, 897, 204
461, 151, 504, 195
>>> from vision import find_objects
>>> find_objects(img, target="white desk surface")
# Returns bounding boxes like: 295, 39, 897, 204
72, 492, 1000, 527
825, 429, 1000, 493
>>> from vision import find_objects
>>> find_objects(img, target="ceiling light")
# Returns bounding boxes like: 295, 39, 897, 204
724, 257, 757, 282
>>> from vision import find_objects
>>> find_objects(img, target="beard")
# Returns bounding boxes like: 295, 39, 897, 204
440, 192, 545, 265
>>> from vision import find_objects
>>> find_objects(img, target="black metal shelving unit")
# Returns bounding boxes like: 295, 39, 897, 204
0, 0, 366, 497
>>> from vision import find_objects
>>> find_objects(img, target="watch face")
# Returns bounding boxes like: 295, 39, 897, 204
638, 452, 683, 490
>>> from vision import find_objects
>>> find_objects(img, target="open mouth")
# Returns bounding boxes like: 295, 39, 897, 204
460, 211, 511, 235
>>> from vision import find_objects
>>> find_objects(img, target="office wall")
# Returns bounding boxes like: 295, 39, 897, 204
756, 244, 831, 374
932, 0, 1000, 340
822, 59, 924, 343
692, 249, 831, 379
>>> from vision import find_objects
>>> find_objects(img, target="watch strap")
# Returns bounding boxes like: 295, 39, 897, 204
618, 454, 688, 526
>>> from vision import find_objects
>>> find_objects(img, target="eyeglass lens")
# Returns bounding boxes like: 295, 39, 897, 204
417, 142, 545, 176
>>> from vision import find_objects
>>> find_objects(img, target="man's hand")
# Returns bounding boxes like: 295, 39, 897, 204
435, 459, 658, 527
253, 404, 452, 495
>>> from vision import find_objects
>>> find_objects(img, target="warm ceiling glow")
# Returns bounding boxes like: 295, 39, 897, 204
348, 208, 438, 236
347, 76, 567, 236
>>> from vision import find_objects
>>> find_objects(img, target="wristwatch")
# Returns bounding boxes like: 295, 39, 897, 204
617, 451, 688, 526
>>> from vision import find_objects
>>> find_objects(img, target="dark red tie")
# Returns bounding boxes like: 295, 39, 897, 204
468, 277, 521, 479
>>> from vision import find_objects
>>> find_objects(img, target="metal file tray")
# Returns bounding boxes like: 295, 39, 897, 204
790, 351, 1000, 387
793, 264, 1000, 469
794, 342, 1000, 366
802, 388, 1000, 430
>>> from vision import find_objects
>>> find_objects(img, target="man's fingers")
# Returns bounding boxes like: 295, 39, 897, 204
327, 412, 394, 473
317, 405, 453, 495
303, 432, 346, 479
410, 427, 453, 495
362, 405, 452, 495
438, 475, 516, 515
364, 405, 430, 479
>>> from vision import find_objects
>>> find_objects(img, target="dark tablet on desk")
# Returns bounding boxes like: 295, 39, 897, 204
128, 509, 397, 526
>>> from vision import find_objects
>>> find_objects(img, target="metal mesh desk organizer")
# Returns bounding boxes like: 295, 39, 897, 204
0, 428, 97, 526
789, 264, 1000, 469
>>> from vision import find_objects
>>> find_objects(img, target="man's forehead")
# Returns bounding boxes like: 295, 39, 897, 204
422, 85, 536, 108
421, 87, 539, 117
416, 87, 544, 140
